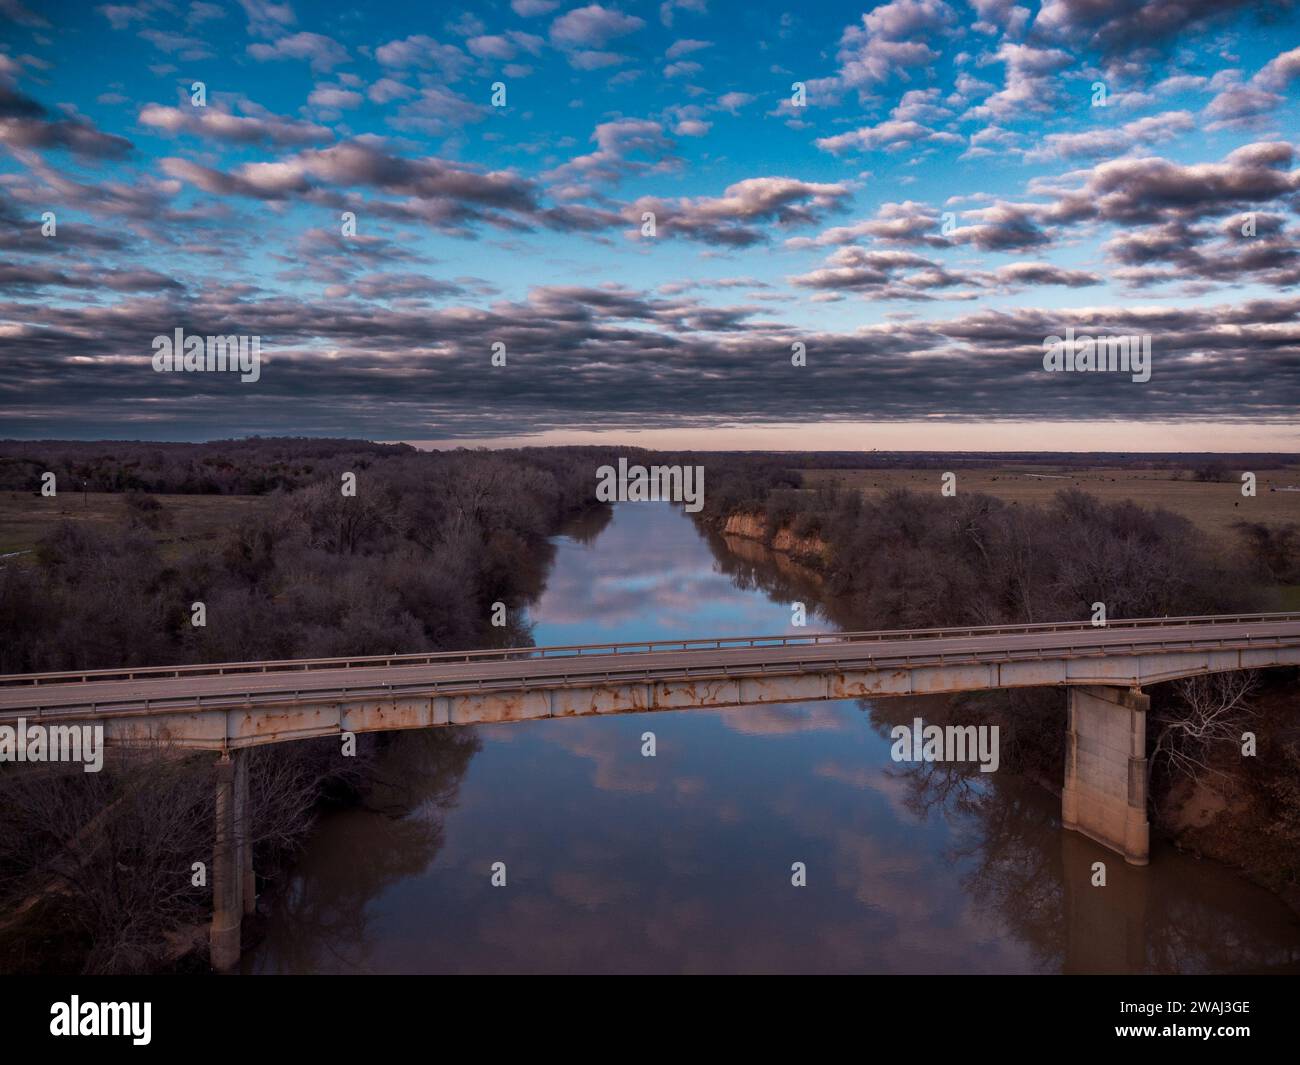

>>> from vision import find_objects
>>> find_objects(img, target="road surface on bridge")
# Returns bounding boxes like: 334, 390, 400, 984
2, 613, 1298, 719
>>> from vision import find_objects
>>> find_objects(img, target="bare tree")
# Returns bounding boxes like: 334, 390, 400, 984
0, 738, 371, 974
1149, 671, 1260, 788
0, 746, 212, 974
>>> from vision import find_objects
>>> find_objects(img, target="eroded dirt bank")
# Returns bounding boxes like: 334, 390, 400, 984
709, 506, 1300, 918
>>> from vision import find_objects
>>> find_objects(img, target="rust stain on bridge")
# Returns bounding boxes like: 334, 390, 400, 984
0, 612, 1295, 751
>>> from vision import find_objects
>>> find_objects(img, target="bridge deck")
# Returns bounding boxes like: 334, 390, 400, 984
3, 615, 1298, 719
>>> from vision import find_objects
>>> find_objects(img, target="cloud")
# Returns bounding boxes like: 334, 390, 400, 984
160, 140, 556, 236
1203, 46, 1300, 129
1023, 110, 1195, 161
236, 0, 294, 38
139, 28, 214, 60
391, 85, 489, 135
788, 246, 1096, 299
374, 34, 469, 80
892, 87, 953, 123
543, 118, 676, 193
1037, 141, 1300, 227
785, 201, 946, 250
307, 86, 363, 110
8, 285, 1295, 439
664, 60, 702, 79
627, 177, 853, 246
1, 0, 50, 28
947, 201, 1052, 251
247, 31, 348, 71
466, 32, 543, 61
959, 123, 1020, 159
1253, 45, 1300, 91
817, 119, 961, 154
550, 4, 644, 48
0, 261, 183, 293
367, 77, 416, 104
6, 0, 1299, 445
567, 49, 627, 71
791, 246, 979, 299
139, 102, 332, 145
1202, 82, 1282, 130
659, 0, 706, 26
993, 261, 1100, 287
342, 271, 470, 302
715, 91, 754, 113
0, 87, 133, 158
186, 2, 225, 27
1106, 214, 1300, 289
666, 38, 711, 59
98, 2, 165, 31
967, 42, 1073, 119
1032, 0, 1271, 55
969, 0, 1030, 35
836, 0, 955, 86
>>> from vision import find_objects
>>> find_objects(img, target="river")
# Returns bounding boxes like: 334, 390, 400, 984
246, 502, 1300, 974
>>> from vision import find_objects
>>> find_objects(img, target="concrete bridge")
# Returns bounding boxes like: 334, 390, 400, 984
2, 611, 1298, 969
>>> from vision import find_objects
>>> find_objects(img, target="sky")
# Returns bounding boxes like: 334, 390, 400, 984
0, 0, 1298, 450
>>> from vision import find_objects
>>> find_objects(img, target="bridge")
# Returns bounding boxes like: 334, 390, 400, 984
3, 611, 1298, 969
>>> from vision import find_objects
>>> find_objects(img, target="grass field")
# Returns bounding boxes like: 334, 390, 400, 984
3, 464, 1298, 559
0, 492, 270, 559
800, 465, 1300, 544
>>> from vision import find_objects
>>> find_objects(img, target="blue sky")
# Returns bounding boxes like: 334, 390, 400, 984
1, 0, 1298, 448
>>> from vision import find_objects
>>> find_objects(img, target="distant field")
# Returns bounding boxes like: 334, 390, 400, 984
0, 492, 270, 558
800, 466, 1300, 543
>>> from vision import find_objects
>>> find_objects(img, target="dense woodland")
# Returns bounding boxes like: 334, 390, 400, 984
0, 438, 415, 496
690, 451, 1300, 618
0, 444, 625, 673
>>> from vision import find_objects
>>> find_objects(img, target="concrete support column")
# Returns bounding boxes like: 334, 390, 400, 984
1062, 703, 1080, 831
210, 748, 249, 971
1124, 694, 1149, 865
236, 749, 256, 915
1062, 685, 1150, 866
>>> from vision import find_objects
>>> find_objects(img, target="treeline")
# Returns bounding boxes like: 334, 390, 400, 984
698, 477, 1282, 626
0, 445, 623, 673
776, 452, 1296, 473
0, 437, 415, 495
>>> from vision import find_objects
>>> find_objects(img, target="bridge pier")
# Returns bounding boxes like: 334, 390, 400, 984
1062, 686, 1149, 866
1060, 828, 1150, 973
210, 748, 252, 971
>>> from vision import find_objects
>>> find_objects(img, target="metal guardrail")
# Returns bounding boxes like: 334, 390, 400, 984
2, 622, 1297, 722
2, 611, 1298, 688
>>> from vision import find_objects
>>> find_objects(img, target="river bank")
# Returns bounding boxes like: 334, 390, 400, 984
703, 504, 1300, 920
